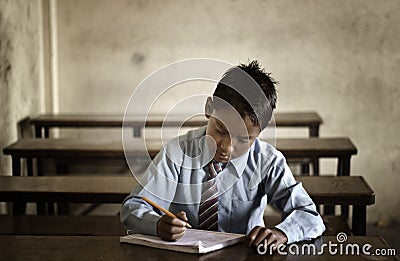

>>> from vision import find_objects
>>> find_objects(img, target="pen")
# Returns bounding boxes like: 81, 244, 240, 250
141, 196, 192, 228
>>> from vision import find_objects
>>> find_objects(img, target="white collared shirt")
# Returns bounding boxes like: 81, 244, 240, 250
121, 126, 325, 244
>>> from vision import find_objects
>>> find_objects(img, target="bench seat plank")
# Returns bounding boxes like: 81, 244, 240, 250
3, 137, 357, 160
30, 112, 322, 129
0, 175, 374, 206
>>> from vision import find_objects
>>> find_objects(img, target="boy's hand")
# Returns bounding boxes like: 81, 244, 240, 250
156, 211, 188, 241
245, 226, 288, 251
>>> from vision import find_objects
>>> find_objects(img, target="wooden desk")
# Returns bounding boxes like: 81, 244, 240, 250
31, 114, 207, 138
0, 215, 126, 236
2, 137, 356, 177
31, 112, 323, 174
275, 137, 357, 176
0, 175, 373, 235
2, 138, 159, 176
0, 215, 349, 237
0, 235, 396, 260
30, 112, 322, 138
275, 138, 357, 217
296, 176, 374, 235
0, 176, 136, 203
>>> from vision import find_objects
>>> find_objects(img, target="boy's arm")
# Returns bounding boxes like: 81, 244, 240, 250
120, 190, 163, 236
120, 150, 179, 236
265, 157, 326, 244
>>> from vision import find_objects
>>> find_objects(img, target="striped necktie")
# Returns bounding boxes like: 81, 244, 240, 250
198, 160, 224, 231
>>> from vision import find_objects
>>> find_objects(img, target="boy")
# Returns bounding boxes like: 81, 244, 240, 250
121, 60, 325, 249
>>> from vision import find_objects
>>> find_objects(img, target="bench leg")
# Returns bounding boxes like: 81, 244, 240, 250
35, 126, 42, 138
133, 127, 141, 137
309, 126, 319, 138
338, 156, 351, 219
301, 162, 310, 175
48, 203, 55, 215
312, 158, 319, 175
27, 158, 34, 176
36, 203, 47, 215
35, 126, 49, 138
324, 205, 335, 215
44, 127, 50, 138
11, 156, 26, 215
12, 156, 21, 177
58, 203, 69, 215
308, 127, 319, 176
338, 156, 351, 176
352, 205, 366, 236
12, 204, 26, 215
32, 157, 46, 215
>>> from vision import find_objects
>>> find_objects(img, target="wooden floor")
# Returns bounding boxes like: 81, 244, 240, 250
367, 222, 400, 255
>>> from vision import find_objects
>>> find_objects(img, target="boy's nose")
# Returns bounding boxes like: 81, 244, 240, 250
220, 136, 234, 154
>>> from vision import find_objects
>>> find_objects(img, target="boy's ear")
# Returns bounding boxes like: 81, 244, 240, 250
205, 97, 213, 118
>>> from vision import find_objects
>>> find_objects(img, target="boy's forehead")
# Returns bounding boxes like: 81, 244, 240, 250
211, 106, 260, 135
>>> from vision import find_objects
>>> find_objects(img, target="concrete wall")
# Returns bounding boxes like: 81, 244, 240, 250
0, 0, 42, 176
56, 0, 400, 222
0, 0, 398, 223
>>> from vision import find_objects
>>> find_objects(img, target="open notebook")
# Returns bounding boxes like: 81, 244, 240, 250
120, 229, 245, 254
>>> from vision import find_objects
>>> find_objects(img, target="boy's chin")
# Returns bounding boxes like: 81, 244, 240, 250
215, 158, 229, 164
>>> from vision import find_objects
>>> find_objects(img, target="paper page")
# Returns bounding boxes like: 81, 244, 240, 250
126, 232, 201, 247
127, 229, 243, 247
121, 229, 245, 253
182, 229, 243, 248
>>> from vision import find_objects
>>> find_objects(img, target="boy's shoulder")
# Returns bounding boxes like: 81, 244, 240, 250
166, 126, 206, 149
162, 126, 207, 156
252, 138, 286, 165
161, 126, 208, 169
179, 126, 207, 143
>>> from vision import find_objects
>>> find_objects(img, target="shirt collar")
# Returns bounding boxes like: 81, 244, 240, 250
227, 146, 250, 178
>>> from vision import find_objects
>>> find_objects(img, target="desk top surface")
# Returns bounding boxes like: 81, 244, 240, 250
31, 112, 323, 128
296, 176, 375, 205
2, 137, 357, 158
0, 235, 395, 260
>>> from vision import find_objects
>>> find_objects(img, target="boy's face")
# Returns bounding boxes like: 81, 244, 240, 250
205, 98, 261, 163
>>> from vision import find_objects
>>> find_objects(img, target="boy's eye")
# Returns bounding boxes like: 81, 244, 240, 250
239, 138, 251, 143
216, 128, 227, 134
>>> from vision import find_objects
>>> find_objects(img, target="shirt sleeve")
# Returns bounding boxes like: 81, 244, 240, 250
265, 154, 326, 244
120, 147, 179, 236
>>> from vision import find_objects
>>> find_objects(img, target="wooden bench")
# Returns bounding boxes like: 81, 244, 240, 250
296, 176, 374, 235
275, 137, 357, 176
0, 175, 373, 235
2, 137, 356, 177
30, 112, 323, 138
30, 112, 323, 174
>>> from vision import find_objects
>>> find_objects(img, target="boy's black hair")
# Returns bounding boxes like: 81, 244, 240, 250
212, 60, 278, 130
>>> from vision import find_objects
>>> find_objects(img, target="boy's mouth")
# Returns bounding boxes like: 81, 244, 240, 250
216, 152, 230, 162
